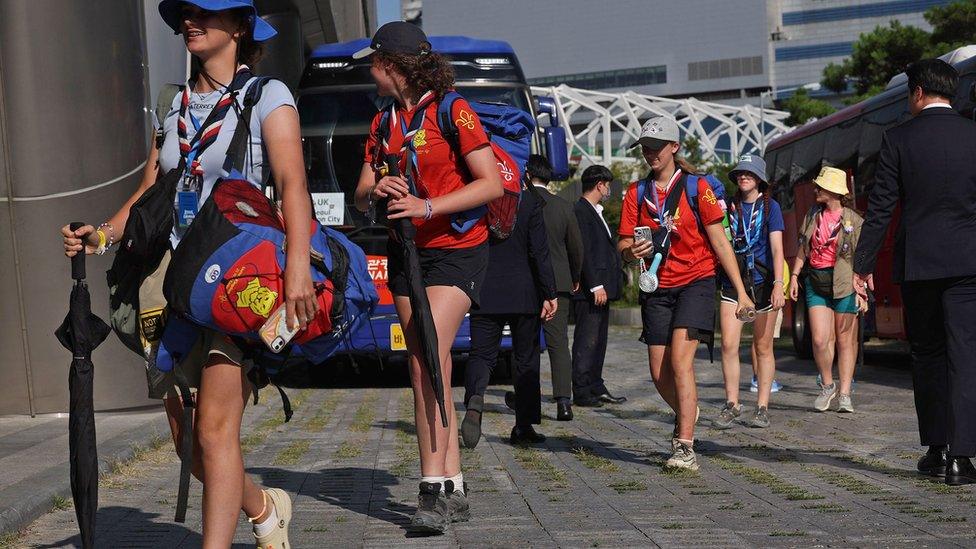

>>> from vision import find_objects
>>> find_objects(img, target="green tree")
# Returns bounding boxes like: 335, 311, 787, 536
820, 20, 930, 96
926, 0, 976, 55
779, 88, 836, 127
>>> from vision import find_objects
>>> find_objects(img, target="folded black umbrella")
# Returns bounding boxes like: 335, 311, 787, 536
55, 222, 110, 549
383, 159, 448, 427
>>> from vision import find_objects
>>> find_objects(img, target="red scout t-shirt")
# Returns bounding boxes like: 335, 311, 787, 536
364, 92, 490, 249
618, 171, 725, 288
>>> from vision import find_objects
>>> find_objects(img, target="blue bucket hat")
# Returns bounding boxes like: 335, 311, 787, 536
729, 153, 768, 188
159, 0, 277, 42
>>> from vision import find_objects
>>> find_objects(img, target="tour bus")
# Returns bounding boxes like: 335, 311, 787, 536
297, 36, 570, 365
763, 47, 976, 356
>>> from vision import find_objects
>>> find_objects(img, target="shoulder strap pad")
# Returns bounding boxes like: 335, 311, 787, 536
437, 91, 464, 153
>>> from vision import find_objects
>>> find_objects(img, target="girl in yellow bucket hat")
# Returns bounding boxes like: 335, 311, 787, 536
789, 166, 866, 414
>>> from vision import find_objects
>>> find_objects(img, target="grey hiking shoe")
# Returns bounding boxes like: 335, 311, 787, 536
814, 382, 838, 412
665, 440, 699, 471
837, 393, 854, 413
713, 401, 742, 429
749, 406, 770, 428
409, 482, 449, 534
444, 480, 470, 522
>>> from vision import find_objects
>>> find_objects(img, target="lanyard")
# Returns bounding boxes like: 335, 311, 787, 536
643, 169, 682, 226
732, 196, 763, 254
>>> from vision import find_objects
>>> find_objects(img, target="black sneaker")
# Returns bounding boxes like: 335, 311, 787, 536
409, 482, 449, 534
444, 480, 470, 522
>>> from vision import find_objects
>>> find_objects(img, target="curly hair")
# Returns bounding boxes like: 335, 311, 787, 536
375, 50, 456, 99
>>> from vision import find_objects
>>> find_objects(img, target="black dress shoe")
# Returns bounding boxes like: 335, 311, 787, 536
917, 445, 948, 477
573, 396, 603, 408
510, 424, 546, 445
461, 395, 483, 449
596, 391, 627, 404
946, 456, 976, 486
504, 390, 516, 411
556, 400, 574, 421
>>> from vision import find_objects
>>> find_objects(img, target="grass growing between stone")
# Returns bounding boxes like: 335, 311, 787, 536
571, 446, 619, 473
334, 441, 363, 460
242, 389, 311, 454
608, 479, 647, 493
513, 446, 567, 488
711, 454, 823, 501
274, 439, 311, 466
304, 391, 344, 433
349, 392, 377, 433
101, 432, 171, 489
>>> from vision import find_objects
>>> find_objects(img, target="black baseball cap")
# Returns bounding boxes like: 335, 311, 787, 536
353, 21, 431, 59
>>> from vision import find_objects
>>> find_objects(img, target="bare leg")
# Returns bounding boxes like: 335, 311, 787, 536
394, 286, 470, 478
808, 305, 836, 386
648, 345, 677, 412
834, 312, 859, 395
753, 311, 777, 408
670, 329, 701, 441
719, 302, 744, 406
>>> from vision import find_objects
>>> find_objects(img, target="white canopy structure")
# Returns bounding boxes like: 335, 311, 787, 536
531, 84, 792, 168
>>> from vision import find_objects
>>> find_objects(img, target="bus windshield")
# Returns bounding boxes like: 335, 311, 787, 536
299, 85, 532, 229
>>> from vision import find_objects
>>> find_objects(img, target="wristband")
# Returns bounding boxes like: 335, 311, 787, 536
94, 229, 108, 255
424, 198, 433, 220
772, 279, 784, 285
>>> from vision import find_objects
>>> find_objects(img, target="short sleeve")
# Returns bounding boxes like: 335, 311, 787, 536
255, 79, 296, 124
618, 183, 639, 236
768, 199, 785, 232
363, 111, 383, 165
695, 178, 725, 226
450, 98, 490, 156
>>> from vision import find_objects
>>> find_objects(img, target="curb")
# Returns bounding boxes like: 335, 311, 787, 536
0, 412, 168, 538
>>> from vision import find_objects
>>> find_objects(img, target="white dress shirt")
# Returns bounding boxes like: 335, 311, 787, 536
588, 200, 612, 293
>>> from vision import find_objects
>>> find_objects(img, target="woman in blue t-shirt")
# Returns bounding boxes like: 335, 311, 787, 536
714, 155, 785, 430
61, 2, 305, 546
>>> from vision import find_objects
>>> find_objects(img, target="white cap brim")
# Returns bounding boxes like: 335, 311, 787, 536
352, 45, 376, 59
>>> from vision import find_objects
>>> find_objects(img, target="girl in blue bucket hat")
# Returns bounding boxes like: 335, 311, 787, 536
62, 1, 304, 546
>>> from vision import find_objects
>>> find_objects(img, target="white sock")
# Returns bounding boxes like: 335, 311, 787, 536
252, 505, 279, 538
420, 475, 445, 488
446, 472, 464, 494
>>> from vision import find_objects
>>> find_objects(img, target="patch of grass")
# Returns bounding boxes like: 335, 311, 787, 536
661, 522, 685, 530
608, 480, 647, 493
101, 432, 171, 489
751, 512, 771, 518
785, 419, 803, 429
304, 392, 343, 433
274, 440, 311, 466
660, 466, 700, 479
349, 393, 377, 433
390, 391, 417, 478
335, 515, 348, 523
711, 454, 823, 501
769, 529, 807, 537
334, 441, 362, 460
243, 389, 312, 454
804, 466, 885, 495
718, 501, 744, 510
571, 447, 619, 473
51, 495, 72, 511
690, 489, 731, 496
929, 515, 966, 523
0, 531, 24, 546
801, 503, 847, 514
513, 446, 567, 486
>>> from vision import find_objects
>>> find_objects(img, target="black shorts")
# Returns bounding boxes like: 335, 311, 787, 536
720, 279, 774, 312
387, 241, 489, 308
639, 276, 716, 346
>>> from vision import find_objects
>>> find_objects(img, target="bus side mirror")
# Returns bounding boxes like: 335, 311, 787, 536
544, 126, 569, 181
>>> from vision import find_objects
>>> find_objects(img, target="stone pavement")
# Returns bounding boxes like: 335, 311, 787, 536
7, 326, 976, 548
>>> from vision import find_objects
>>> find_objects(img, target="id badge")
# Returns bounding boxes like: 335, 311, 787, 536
177, 191, 198, 228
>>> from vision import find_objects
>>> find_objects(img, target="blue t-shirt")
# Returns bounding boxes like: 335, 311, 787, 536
721, 197, 784, 286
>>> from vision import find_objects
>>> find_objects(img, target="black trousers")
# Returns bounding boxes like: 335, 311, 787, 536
902, 276, 976, 457
572, 299, 610, 400
464, 314, 542, 426
542, 294, 573, 400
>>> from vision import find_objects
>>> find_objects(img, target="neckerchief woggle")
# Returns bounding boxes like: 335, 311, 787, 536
383, 91, 436, 197
175, 66, 252, 227
730, 195, 763, 272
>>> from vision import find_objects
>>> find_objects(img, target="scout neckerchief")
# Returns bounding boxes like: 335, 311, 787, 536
811, 207, 843, 256
640, 168, 683, 230
382, 91, 436, 197
175, 66, 252, 227
730, 194, 764, 273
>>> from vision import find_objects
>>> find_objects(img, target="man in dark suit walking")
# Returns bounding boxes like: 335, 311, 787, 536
573, 165, 627, 407
526, 155, 584, 421
461, 181, 558, 447
853, 59, 976, 486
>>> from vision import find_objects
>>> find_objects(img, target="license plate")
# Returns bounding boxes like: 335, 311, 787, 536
390, 323, 406, 351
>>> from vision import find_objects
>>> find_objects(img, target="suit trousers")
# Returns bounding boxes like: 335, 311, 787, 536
465, 314, 542, 426
542, 294, 573, 400
901, 276, 976, 457
572, 299, 610, 400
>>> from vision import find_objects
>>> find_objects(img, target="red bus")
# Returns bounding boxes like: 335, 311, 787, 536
763, 52, 976, 356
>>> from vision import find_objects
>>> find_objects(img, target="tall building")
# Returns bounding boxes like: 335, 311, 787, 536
422, 0, 955, 104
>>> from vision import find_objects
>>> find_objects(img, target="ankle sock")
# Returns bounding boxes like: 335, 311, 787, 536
252, 505, 279, 538
676, 438, 694, 447
446, 472, 464, 494
420, 475, 445, 488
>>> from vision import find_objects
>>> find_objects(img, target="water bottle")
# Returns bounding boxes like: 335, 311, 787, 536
736, 306, 757, 323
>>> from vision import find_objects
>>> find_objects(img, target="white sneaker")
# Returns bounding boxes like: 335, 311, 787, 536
254, 488, 292, 549
837, 393, 854, 413
665, 440, 699, 471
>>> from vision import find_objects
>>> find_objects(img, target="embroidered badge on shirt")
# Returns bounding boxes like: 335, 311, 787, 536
413, 129, 427, 148
456, 109, 476, 130
702, 187, 717, 205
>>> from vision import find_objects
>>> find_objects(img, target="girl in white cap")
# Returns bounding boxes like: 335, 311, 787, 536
63, 2, 300, 545
789, 166, 866, 413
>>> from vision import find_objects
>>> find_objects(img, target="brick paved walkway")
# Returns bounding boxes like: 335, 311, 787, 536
11, 326, 976, 548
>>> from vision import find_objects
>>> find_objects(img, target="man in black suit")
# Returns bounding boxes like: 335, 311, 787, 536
526, 155, 584, 421
461, 182, 558, 447
853, 59, 976, 486
573, 165, 626, 407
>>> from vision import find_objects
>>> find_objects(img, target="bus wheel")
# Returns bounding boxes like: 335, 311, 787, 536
792, 298, 813, 358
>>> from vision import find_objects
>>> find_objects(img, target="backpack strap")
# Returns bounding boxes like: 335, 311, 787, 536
222, 76, 272, 176
436, 90, 464, 155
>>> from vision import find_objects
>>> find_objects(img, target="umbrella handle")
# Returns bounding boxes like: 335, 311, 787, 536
69, 222, 86, 281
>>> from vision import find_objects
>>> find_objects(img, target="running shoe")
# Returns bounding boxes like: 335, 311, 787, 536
817, 374, 855, 393
837, 393, 854, 413
409, 482, 449, 534
665, 440, 699, 471
444, 480, 470, 523
713, 401, 741, 430
750, 376, 783, 393
749, 406, 770, 428
814, 382, 838, 412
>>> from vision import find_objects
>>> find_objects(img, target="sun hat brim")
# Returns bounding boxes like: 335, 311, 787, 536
158, 0, 277, 42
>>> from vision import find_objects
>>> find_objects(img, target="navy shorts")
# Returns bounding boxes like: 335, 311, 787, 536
387, 241, 488, 308
639, 276, 716, 346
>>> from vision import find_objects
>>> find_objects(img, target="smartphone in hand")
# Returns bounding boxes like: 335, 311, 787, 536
259, 303, 300, 353
634, 225, 653, 242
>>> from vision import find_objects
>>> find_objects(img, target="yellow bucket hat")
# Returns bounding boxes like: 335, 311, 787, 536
813, 166, 849, 196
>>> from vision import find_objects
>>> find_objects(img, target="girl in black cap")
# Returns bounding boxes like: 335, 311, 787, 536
354, 22, 504, 534
62, 2, 303, 546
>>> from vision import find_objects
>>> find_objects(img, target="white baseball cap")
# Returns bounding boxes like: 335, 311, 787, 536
632, 116, 680, 150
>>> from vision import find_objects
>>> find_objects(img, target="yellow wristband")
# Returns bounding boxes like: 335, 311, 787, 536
96, 229, 107, 249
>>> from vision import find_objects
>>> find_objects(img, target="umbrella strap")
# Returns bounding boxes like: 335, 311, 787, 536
173, 366, 194, 523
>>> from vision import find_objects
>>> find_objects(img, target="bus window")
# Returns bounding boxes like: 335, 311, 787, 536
822, 117, 860, 172
772, 145, 793, 210
857, 99, 907, 195
789, 130, 825, 186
